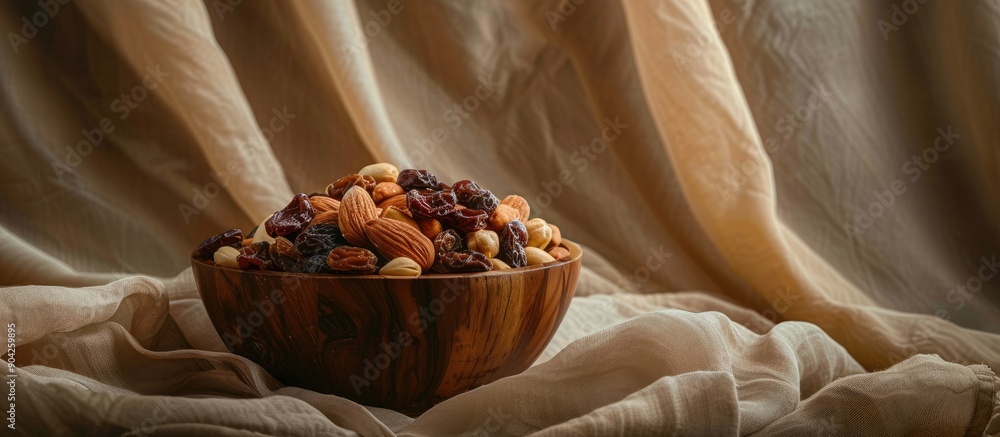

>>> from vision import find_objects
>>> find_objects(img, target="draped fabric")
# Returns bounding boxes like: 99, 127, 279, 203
2, 0, 999, 434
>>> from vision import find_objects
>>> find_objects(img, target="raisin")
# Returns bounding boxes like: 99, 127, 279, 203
499, 220, 529, 268
195, 228, 242, 259
326, 246, 378, 274
407, 189, 457, 219
294, 223, 346, 257
326, 174, 377, 199
291, 255, 335, 274
439, 250, 492, 272
266, 194, 314, 237
397, 169, 440, 191
452, 180, 499, 214
433, 229, 464, 256
501, 220, 528, 246
440, 208, 488, 233
237, 241, 274, 270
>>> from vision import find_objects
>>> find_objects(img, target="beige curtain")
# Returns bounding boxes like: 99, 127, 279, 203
2, 0, 999, 434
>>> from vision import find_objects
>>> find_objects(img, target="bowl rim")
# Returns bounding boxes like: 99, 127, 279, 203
191, 239, 582, 280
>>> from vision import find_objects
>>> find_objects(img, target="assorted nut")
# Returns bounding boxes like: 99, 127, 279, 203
193, 164, 572, 275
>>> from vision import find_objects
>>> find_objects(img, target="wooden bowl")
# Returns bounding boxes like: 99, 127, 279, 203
191, 240, 582, 414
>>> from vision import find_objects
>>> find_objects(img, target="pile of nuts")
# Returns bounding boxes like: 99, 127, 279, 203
193, 163, 571, 276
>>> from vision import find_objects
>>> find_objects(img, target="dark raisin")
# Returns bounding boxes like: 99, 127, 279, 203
452, 180, 499, 214
237, 241, 274, 270
326, 174, 377, 199
499, 220, 528, 268
433, 229, 465, 256
407, 189, 457, 219
397, 169, 440, 191
266, 194, 314, 237
291, 255, 335, 274
439, 250, 492, 272
294, 224, 346, 257
195, 229, 242, 259
440, 208, 488, 233
326, 246, 378, 274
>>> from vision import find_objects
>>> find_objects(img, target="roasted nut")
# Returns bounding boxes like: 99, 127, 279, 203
489, 258, 511, 270
525, 246, 555, 265
381, 206, 420, 231
310, 210, 339, 227
525, 218, 552, 249
500, 195, 530, 222
309, 196, 340, 215
547, 246, 570, 260
213, 246, 240, 267
418, 218, 443, 239
359, 163, 400, 184
548, 224, 562, 249
241, 238, 254, 247
338, 186, 379, 246
488, 204, 518, 230
372, 182, 404, 203
377, 194, 408, 212
253, 216, 276, 244
466, 230, 499, 258
380, 257, 422, 276
365, 217, 435, 270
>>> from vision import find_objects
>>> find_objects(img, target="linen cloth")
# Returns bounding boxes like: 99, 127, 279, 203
1, 0, 999, 435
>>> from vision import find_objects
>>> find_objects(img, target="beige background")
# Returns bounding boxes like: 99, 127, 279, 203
1, 0, 999, 434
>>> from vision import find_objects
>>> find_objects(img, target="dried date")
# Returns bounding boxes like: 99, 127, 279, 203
237, 241, 275, 270
326, 174, 377, 199
452, 180, 499, 214
397, 169, 440, 191
433, 229, 464, 256
294, 223, 346, 257
266, 193, 314, 237
439, 250, 492, 272
292, 255, 335, 274
326, 246, 378, 274
195, 228, 242, 259
407, 189, 457, 219
440, 208, 488, 233
499, 220, 528, 268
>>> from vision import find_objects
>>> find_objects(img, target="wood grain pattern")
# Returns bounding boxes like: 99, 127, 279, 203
192, 240, 582, 414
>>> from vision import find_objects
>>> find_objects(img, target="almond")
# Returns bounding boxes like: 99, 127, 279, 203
547, 246, 570, 260
365, 217, 434, 270
381, 206, 420, 231
339, 186, 378, 246
309, 195, 340, 215
310, 210, 339, 227
547, 224, 562, 249
377, 194, 408, 212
